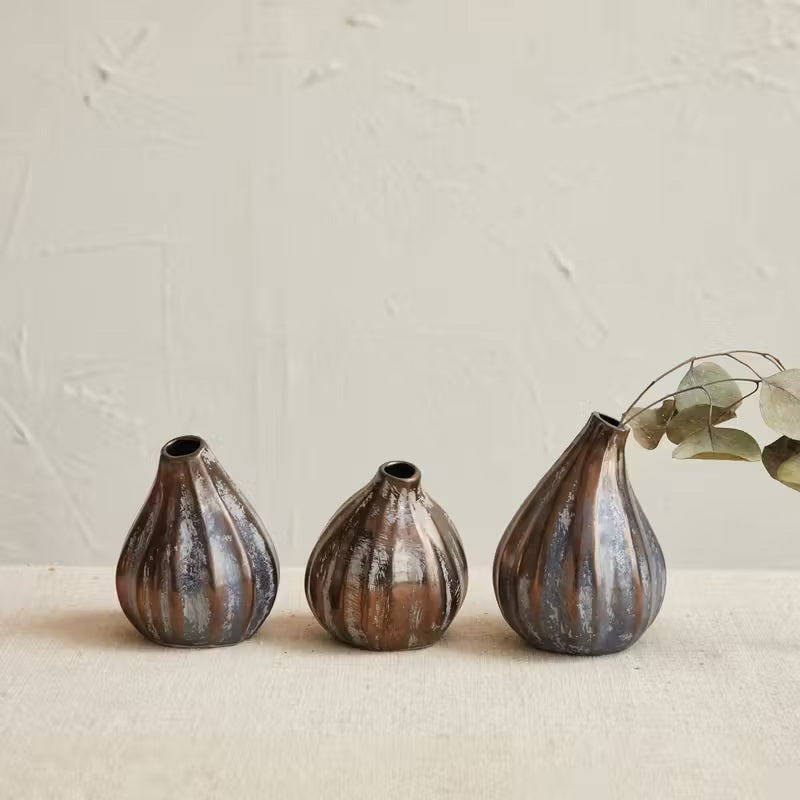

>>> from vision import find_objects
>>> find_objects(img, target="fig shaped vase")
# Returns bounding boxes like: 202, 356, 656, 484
494, 413, 666, 655
305, 461, 468, 651
116, 435, 279, 647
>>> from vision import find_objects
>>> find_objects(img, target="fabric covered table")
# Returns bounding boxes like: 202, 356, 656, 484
1, 567, 798, 799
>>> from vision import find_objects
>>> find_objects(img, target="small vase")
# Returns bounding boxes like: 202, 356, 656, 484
494, 413, 666, 655
116, 435, 279, 647
305, 461, 468, 650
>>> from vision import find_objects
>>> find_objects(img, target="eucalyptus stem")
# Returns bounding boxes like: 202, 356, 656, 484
620, 350, 782, 423
700, 385, 715, 433
725, 354, 764, 380
622, 378, 761, 427
697, 381, 760, 446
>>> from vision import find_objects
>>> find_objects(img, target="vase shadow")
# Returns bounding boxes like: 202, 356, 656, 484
441, 612, 542, 659
251, 611, 346, 654
441, 612, 646, 661
253, 611, 545, 657
21, 608, 151, 652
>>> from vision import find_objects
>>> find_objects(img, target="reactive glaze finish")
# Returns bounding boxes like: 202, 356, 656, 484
494, 413, 666, 655
305, 461, 467, 651
116, 436, 279, 647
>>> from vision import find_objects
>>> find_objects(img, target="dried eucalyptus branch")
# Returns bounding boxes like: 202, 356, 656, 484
622, 378, 760, 427
620, 350, 783, 423
619, 348, 800, 477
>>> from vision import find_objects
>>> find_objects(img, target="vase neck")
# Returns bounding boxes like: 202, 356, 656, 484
570, 413, 629, 473
585, 412, 629, 446
375, 460, 422, 492
158, 435, 211, 474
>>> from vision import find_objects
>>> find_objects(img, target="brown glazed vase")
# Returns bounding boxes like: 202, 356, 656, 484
494, 413, 666, 655
305, 461, 468, 651
116, 435, 279, 647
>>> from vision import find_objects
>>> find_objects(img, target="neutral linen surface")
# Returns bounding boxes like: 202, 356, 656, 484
1, 567, 798, 799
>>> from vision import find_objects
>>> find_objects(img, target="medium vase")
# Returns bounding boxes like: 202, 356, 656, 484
305, 461, 468, 650
116, 435, 279, 647
493, 413, 666, 655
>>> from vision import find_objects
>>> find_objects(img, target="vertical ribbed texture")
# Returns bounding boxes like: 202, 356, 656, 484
493, 413, 666, 655
305, 463, 468, 651
116, 438, 279, 647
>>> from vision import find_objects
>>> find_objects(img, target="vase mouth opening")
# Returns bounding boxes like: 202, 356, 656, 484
593, 412, 628, 432
380, 460, 420, 483
163, 435, 205, 459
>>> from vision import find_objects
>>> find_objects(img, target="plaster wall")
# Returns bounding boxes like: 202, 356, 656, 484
2, 1, 799, 567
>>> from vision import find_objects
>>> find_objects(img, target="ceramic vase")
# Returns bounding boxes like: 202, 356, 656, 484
305, 460, 467, 650
494, 413, 666, 655
116, 435, 279, 647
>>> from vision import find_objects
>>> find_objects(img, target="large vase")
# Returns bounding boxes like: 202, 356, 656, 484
305, 461, 468, 650
493, 413, 666, 655
116, 435, 279, 647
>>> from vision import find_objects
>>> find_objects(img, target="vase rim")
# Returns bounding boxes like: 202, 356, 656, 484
379, 460, 421, 486
161, 434, 207, 460
591, 412, 628, 433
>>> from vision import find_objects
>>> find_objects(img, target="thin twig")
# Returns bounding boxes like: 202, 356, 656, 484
731, 382, 760, 409
761, 352, 785, 371
620, 350, 781, 422
701, 386, 714, 440
693, 381, 760, 453
622, 378, 761, 427
725, 354, 764, 379
722, 350, 783, 371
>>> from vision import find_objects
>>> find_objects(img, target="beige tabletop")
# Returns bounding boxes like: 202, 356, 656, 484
0, 567, 798, 799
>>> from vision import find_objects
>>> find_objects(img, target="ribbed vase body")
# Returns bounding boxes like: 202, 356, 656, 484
494, 413, 666, 655
305, 462, 467, 651
116, 436, 279, 647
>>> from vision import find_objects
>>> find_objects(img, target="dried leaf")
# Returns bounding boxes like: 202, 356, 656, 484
627, 399, 675, 450
666, 403, 737, 445
778, 458, 800, 486
672, 427, 761, 462
759, 369, 800, 439
762, 436, 800, 492
675, 362, 743, 414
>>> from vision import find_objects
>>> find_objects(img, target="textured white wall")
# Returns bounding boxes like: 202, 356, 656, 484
2, 0, 800, 568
